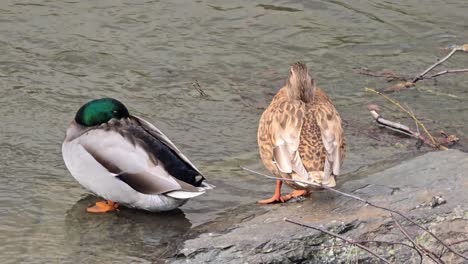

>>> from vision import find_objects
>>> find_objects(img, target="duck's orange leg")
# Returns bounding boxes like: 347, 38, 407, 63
87, 200, 119, 213
258, 180, 285, 204
281, 189, 309, 202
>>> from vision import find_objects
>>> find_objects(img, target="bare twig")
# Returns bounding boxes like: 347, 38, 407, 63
425, 69, 468, 79
405, 103, 421, 136
285, 218, 391, 264
242, 167, 366, 203
355, 67, 408, 82
438, 238, 468, 258
366, 105, 458, 148
192, 79, 209, 97
392, 214, 442, 264
242, 167, 468, 261
367, 107, 458, 149
420, 244, 447, 264
448, 238, 468, 246
369, 109, 417, 137
412, 47, 458, 83
358, 44, 467, 93
309, 240, 418, 253
368, 109, 438, 149
365, 88, 443, 149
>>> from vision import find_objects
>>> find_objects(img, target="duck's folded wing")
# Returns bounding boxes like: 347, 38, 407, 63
132, 115, 203, 176
78, 128, 195, 195
270, 101, 309, 179
315, 102, 345, 183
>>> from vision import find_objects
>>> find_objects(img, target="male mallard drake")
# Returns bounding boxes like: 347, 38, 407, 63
62, 98, 213, 213
257, 62, 345, 203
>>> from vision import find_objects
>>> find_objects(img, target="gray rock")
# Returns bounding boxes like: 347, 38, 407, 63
170, 150, 468, 263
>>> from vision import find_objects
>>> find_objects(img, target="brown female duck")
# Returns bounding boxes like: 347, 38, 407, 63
257, 62, 345, 203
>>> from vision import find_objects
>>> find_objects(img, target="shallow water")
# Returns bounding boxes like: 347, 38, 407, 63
1, 0, 467, 262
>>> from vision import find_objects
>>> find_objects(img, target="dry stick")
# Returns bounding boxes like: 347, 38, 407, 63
356, 68, 408, 81
369, 110, 438, 149
369, 110, 417, 137
420, 244, 447, 264
192, 79, 208, 97
412, 47, 458, 83
438, 238, 468, 259
360, 45, 467, 93
241, 167, 468, 261
426, 68, 468, 79
404, 103, 420, 135
392, 214, 443, 264
448, 239, 468, 246
358, 239, 424, 262
365, 87, 442, 149
308, 240, 417, 253
284, 218, 391, 263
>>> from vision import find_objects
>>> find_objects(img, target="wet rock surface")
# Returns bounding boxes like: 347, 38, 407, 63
170, 150, 468, 263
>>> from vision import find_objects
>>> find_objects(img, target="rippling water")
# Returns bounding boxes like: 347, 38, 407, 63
1, 0, 467, 262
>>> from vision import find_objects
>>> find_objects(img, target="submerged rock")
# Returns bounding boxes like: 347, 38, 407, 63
170, 150, 468, 263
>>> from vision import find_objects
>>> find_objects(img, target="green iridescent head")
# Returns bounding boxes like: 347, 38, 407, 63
75, 98, 130, 127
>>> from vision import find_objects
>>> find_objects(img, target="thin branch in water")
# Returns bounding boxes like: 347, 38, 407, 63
412, 44, 467, 83
365, 87, 442, 149
242, 167, 468, 261
284, 218, 391, 264
416, 87, 460, 99
369, 109, 416, 137
425, 68, 468, 79
367, 106, 458, 149
404, 103, 420, 136
355, 67, 409, 82
366, 105, 458, 148
368, 108, 437, 149
412, 47, 458, 83
192, 79, 209, 97
359, 44, 467, 93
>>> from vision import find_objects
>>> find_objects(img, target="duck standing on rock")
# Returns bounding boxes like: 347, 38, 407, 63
257, 62, 345, 203
62, 98, 213, 213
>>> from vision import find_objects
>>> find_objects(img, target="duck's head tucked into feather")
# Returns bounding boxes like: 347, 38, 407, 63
286, 62, 315, 103
75, 98, 130, 127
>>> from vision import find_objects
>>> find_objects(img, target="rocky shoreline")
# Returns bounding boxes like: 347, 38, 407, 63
168, 150, 468, 263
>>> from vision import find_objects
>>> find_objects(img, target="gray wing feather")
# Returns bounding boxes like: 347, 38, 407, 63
132, 115, 203, 176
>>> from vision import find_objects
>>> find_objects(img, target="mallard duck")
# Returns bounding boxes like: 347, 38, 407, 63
62, 98, 213, 213
257, 62, 345, 203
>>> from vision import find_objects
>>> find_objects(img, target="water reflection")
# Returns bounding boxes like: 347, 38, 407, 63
64, 195, 191, 263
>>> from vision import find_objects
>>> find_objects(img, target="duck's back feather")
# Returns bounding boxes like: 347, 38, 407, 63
258, 86, 345, 189
132, 116, 205, 184
127, 116, 205, 187
77, 117, 205, 195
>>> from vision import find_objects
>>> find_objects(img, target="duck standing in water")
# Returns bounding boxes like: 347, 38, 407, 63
257, 62, 345, 203
62, 98, 213, 213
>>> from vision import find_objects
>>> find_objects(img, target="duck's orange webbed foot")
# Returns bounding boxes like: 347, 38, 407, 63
258, 180, 285, 204
87, 200, 119, 213
281, 189, 309, 202
258, 194, 285, 204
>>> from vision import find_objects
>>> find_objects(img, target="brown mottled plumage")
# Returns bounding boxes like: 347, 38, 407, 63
257, 62, 345, 203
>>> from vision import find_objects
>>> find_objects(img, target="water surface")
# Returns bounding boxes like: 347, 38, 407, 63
1, 0, 467, 262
